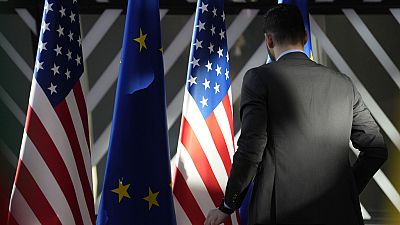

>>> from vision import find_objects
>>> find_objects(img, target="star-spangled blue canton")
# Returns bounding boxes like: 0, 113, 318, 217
187, 0, 230, 119
35, 0, 84, 107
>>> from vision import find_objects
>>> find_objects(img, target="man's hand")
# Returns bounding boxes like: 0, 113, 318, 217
204, 208, 229, 225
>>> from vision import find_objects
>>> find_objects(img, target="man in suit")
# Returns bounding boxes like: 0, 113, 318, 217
205, 4, 388, 225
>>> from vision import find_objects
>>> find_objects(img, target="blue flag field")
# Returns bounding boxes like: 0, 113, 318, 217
96, 0, 176, 224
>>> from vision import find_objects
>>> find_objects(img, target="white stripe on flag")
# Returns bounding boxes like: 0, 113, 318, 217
173, 195, 192, 225
65, 86, 93, 190
182, 90, 228, 191
28, 78, 92, 225
231, 213, 239, 225
21, 133, 75, 224
10, 187, 41, 225
177, 143, 216, 215
214, 100, 235, 161
228, 86, 233, 113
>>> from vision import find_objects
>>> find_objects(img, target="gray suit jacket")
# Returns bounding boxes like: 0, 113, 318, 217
224, 52, 388, 225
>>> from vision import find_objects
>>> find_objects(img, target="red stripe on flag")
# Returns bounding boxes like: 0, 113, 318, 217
222, 94, 235, 149
205, 112, 232, 176
72, 82, 90, 152
54, 100, 95, 224
173, 169, 205, 225
180, 118, 233, 225
25, 106, 84, 225
14, 161, 61, 225
181, 117, 224, 205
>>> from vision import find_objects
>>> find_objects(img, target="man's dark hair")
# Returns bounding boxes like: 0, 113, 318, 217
263, 4, 307, 45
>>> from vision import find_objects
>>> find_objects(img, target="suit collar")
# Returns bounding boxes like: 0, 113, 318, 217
276, 49, 304, 60
277, 51, 310, 61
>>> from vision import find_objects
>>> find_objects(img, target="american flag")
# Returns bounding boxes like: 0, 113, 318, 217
7, 0, 95, 224
172, 0, 239, 224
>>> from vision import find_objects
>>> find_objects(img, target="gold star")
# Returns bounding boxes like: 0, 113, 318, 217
134, 28, 147, 52
111, 179, 131, 203
143, 187, 160, 210
159, 47, 164, 53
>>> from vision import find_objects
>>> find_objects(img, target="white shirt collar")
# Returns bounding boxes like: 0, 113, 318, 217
276, 49, 305, 61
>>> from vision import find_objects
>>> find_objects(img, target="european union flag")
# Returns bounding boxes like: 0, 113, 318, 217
96, 0, 176, 224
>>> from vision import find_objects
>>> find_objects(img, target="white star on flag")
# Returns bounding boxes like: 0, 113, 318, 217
77, 36, 82, 47
199, 2, 208, 14
51, 63, 60, 75
56, 25, 64, 37
215, 64, 222, 76
47, 82, 57, 95
205, 60, 213, 72
190, 57, 200, 68
214, 82, 220, 94
38, 40, 47, 53
35, 60, 44, 72
202, 78, 210, 90
217, 47, 223, 58
54, 44, 62, 56
188, 75, 197, 86
225, 68, 229, 80
193, 39, 203, 50
65, 68, 71, 80
69, 11, 76, 23
68, 31, 74, 41
75, 54, 81, 66
41, 22, 50, 34
197, 20, 206, 32
210, 25, 216, 36
219, 29, 225, 40
200, 96, 208, 108
66, 49, 72, 60
44, 1, 53, 14
59, 6, 66, 17
208, 42, 214, 54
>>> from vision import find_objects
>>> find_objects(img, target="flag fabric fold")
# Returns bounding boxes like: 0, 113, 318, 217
172, 0, 239, 224
96, 0, 176, 224
8, 0, 95, 224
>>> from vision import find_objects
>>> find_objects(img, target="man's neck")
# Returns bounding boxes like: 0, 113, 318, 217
274, 44, 305, 60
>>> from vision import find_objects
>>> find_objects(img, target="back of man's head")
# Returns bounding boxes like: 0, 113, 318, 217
264, 4, 306, 46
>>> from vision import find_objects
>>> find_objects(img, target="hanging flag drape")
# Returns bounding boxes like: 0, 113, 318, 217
8, 0, 95, 224
172, 0, 239, 224
96, 0, 177, 224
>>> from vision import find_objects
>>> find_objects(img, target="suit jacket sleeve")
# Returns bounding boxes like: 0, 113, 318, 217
350, 83, 388, 194
224, 69, 268, 209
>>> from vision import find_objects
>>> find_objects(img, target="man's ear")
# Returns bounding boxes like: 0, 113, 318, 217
265, 33, 274, 49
